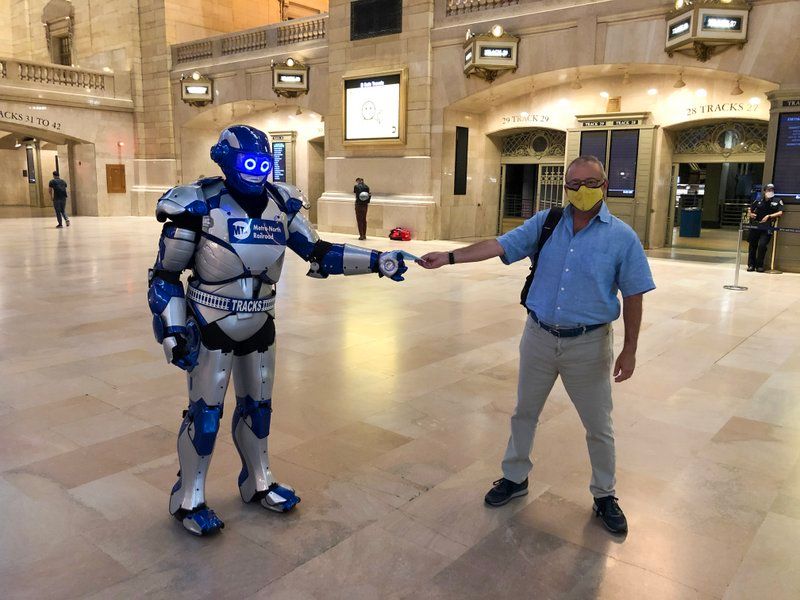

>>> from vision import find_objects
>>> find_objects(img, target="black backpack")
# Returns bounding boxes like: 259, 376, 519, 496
520, 207, 564, 307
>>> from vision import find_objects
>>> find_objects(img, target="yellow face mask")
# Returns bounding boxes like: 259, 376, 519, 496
564, 185, 604, 212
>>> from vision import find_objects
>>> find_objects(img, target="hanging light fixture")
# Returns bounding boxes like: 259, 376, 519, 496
295, 106, 303, 116
731, 78, 744, 96
571, 74, 582, 90
673, 71, 686, 88
622, 71, 631, 85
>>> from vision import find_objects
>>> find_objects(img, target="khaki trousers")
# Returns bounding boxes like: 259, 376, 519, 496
501, 316, 616, 498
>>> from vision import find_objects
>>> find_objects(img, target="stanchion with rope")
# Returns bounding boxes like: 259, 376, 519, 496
724, 216, 748, 291
765, 216, 783, 274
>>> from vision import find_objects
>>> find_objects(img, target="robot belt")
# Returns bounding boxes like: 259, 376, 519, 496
187, 286, 276, 313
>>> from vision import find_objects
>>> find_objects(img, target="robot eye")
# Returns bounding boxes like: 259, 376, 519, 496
260, 160, 271, 173
244, 158, 257, 171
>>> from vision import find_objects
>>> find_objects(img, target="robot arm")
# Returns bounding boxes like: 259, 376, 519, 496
285, 210, 407, 281
149, 189, 205, 370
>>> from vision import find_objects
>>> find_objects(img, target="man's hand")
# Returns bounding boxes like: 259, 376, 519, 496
613, 347, 636, 382
760, 216, 769, 223
417, 252, 449, 269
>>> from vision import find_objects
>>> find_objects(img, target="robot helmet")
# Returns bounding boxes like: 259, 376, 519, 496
210, 125, 273, 197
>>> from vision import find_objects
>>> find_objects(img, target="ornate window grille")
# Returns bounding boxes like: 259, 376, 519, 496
501, 129, 566, 159
674, 121, 768, 157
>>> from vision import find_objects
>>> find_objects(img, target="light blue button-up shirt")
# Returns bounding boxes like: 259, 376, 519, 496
497, 203, 655, 327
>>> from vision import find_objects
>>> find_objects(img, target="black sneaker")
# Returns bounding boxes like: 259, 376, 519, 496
484, 477, 528, 507
56, 224, 63, 228
747, 266, 755, 272
756, 267, 765, 273
593, 496, 628, 533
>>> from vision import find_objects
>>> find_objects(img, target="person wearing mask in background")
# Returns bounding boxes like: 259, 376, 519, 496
747, 183, 784, 272
417, 155, 655, 534
48, 171, 70, 228
354, 177, 371, 240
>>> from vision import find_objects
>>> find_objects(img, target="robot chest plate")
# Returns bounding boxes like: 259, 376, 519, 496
203, 198, 287, 275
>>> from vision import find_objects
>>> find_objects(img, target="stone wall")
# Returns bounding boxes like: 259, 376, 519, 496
318, 0, 436, 239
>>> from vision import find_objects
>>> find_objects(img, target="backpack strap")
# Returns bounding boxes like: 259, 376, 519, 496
519, 207, 564, 308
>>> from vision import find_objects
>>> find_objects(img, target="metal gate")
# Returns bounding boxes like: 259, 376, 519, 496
498, 163, 564, 234
537, 165, 564, 211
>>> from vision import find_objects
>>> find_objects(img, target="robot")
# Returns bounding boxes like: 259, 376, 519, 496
147, 125, 408, 536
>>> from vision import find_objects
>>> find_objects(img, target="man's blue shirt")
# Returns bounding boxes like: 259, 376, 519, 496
497, 203, 655, 327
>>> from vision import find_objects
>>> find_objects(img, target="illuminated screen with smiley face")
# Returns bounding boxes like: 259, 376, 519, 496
344, 73, 402, 141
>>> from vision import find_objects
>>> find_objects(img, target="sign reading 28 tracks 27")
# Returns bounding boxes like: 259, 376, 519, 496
344, 73, 402, 142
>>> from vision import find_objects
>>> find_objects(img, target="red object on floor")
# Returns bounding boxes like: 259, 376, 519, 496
389, 227, 412, 241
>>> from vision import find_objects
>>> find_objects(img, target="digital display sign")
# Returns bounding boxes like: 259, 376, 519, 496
607, 129, 639, 198
272, 141, 287, 183
669, 17, 691, 40
278, 74, 303, 85
773, 112, 800, 202
344, 73, 402, 142
480, 47, 511, 59
702, 15, 742, 32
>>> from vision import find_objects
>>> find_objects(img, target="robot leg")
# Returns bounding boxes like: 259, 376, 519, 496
231, 345, 300, 512
170, 342, 233, 535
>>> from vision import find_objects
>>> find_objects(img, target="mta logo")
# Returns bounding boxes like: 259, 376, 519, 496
231, 220, 251, 240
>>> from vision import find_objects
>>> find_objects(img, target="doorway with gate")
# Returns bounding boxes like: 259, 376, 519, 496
497, 129, 566, 234
667, 120, 768, 252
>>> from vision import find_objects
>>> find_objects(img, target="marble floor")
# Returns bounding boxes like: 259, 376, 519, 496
2, 217, 800, 600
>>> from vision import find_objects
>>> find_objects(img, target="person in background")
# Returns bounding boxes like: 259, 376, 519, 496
354, 177, 371, 240
48, 171, 70, 228
747, 183, 784, 272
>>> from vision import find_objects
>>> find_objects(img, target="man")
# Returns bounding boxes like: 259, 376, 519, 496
354, 177, 371, 240
48, 171, 70, 228
747, 183, 784, 272
418, 156, 655, 534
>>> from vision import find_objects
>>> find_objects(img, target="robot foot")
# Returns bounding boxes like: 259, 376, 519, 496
253, 483, 301, 513
173, 504, 225, 536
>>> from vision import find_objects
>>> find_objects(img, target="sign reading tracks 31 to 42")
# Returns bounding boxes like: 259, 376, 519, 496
0, 107, 64, 132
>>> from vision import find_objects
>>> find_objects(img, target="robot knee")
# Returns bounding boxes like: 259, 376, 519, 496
233, 396, 273, 439
182, 399, 222, 455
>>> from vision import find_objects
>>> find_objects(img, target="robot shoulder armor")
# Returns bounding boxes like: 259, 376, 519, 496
269, 182, 308, 214
156, 184, 210, 221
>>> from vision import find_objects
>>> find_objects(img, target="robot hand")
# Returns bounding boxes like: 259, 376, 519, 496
156, 319, 200, 371
377, 251, 408, 282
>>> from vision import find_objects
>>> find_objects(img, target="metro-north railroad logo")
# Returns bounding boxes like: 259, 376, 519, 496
231, 220, 252, 240
228, 218, 286, 245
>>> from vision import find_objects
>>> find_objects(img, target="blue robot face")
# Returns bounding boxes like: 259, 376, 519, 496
210, 125, 274, 197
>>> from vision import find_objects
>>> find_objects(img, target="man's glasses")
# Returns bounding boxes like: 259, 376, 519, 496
564, 178, 605, 190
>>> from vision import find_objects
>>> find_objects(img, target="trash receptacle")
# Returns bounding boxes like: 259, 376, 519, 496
680, 208, 702, 237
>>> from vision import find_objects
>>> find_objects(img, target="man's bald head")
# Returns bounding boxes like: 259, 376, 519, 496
566, 156, 607, 182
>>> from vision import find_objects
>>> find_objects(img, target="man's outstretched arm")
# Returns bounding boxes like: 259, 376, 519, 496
418, 239, 504, 269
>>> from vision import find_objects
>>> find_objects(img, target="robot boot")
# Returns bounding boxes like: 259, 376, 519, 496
170, 399, 224, 535
232, 350, 300, 513
169, 344, 233, 536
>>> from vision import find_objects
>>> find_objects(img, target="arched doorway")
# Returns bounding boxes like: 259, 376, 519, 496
0, 123, 96, 218
496, 128, 566, 234
666, 119, 768, 251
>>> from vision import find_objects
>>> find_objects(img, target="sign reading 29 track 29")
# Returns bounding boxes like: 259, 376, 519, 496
344, 74, 402, 142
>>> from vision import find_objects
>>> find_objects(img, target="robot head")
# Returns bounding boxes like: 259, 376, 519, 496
210, 125, 273, 197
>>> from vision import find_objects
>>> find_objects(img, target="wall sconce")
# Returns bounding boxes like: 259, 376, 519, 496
665, 0, 751, 62
181, 72, 213, 107
463, 25, 520, 83
272, 58, 309, 98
